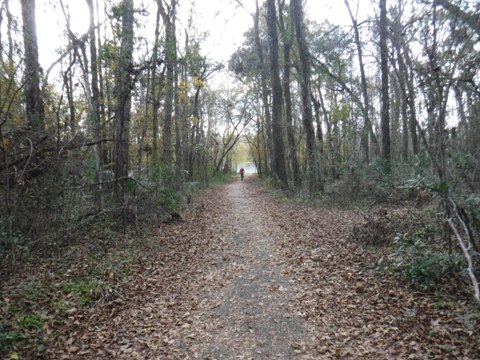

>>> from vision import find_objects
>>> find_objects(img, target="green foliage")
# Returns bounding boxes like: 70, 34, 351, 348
0, 330, 24, 352
464, 194, 480, 228
159, 187, 179, 211
427, 181, 449, 195
0, 228, 24, 255
413, 151, 431, 177
1, 313, 46, 355
452, 151, 475, 172
391, 226, 462, 288
371, 158, 393, 186
83, 154, 98, 182
111, 3, 129, 19
16, 314, 43, 330
210, 172, 232, 184
63, 279, 100, 307
331, 103, 350, 124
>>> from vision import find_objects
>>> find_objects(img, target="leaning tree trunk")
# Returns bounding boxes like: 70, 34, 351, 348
291, 0, 323, 193
21, 0, 44, 131
113, 0, 134, 205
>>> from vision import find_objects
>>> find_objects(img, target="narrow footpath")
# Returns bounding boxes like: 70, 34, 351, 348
169, 177, 317, 358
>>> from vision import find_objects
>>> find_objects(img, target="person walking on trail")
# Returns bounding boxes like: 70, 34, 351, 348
239, 167, 245, 181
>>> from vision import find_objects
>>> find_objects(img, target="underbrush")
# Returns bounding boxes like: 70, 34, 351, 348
0, 229, 157, 358
0, 165, 233, 358
351, 202, 479, 306
261, 166, 480, 312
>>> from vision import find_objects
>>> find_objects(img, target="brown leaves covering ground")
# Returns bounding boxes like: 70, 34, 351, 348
259, 184, 479, 359
4, 177, 480, 359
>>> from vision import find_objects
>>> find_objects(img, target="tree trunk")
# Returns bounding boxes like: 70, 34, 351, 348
454, 87, 468, 140
86, 0, 104, 209
291, 0, 323, 193
21, 0, 44, 131
6, 0, 14, 70
254, 0, 273, 175
390, 5, 413, 159
151, 4, 161, 152
399, 38, 419, 155
278, 0, 300, 188
113, 0, 134, 205
266, 0, 288, 187
379, 0, 391, 168
63, 62, 76, 136
311, 93, 324, 153
344, 0, 379, 162
158, 0, 176, 169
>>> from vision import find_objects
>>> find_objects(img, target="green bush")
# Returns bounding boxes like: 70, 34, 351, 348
391, 226, 463, 288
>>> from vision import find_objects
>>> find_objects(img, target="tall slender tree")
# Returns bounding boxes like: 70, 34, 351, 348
21, 0, 44, 131
278, 0, 300, 187
266, 0, 288, 186
113, 0, 134, 204
291, 0, 323, 193
151, 3, 162, 152
86, 0, 104, 208
253, 0, 273, 175
379, 0, 391, 167
158, 0, 177, 168
344, 0, 379, 162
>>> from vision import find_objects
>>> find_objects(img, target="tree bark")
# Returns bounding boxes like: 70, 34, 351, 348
151, 4, 161, 152
399, 38, 419, 155
86, 0, 104, 209
344, 0, 379, 162
113, 0, 134, 204
379, 0, 391, 168
291, 0, 323, 193
158, 0, 176, 168
254, 0, 273, 175
266, 0, 288, 187
278, 0, 300, 188
21, 0, 44, 131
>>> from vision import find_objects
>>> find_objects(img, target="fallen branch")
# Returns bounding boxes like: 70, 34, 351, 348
447, 200, 480, 306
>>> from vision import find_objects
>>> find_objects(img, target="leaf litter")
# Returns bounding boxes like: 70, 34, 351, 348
3, 177, 479, 359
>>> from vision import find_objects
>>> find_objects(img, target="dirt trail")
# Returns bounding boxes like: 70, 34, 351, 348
170, 178, 316, 358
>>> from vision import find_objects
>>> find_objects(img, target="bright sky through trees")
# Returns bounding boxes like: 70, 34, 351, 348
33, 0, 364, 78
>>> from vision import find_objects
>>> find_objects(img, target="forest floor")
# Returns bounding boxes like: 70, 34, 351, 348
2, 176, 480, 359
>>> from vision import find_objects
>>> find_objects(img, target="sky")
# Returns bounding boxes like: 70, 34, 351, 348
33, 0, 368, 73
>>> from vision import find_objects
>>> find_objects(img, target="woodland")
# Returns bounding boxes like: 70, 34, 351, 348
0, 0, 480, 358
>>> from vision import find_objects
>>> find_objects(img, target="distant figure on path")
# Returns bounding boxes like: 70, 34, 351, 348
239, 167, 245, 181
